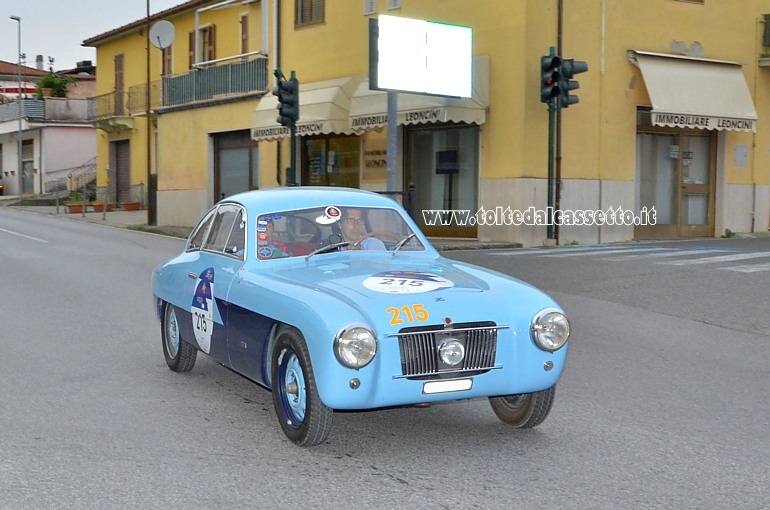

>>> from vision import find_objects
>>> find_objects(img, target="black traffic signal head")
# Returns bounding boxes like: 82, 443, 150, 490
558, 59, 588, 108
540, 55, 562, 103
561, 59, 589, 79
274, 75, 300, 127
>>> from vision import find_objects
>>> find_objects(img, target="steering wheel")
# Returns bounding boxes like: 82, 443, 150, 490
350, 231, 402, 249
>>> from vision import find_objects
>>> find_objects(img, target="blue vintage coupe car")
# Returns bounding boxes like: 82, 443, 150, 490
152, 188, 570, 446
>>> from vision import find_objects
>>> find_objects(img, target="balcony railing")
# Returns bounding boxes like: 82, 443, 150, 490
91, 91, 128, 120
128, 81, 162, 114
89, 55, 269, 122
162, 55, 269, 107
0, 97, 91, 123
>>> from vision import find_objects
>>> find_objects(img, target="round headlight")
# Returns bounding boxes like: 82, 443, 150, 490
531, 309, 570, 352
334, 325, 377, 369
438, 339, 465, 366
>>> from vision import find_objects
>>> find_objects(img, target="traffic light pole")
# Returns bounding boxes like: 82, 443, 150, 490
546, 46, 556, 241
547, 98, 556, 241
540, 44, 587, 243
289, 70, 297, 186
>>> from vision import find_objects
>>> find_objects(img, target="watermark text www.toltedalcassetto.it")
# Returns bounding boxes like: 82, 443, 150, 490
422, 206, 656, 227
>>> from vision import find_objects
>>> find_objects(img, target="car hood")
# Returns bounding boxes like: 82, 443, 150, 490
256, 253, 556, 328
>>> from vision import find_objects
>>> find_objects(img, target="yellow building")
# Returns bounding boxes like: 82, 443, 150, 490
84, 0, 770, 246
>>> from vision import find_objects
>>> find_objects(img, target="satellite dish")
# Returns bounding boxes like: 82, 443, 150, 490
149, 20, 176, 49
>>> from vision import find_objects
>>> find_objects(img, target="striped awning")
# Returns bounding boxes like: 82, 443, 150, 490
629, 51, 757, 132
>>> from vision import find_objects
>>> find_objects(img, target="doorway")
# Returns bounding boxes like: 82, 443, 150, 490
22, 140, 33, 194
404, 124, 479, 238
109, 139, 131, 204
214, 130, 259, 201
634, 131, 715, 238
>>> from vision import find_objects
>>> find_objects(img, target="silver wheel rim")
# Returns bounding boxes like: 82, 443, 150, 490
500, 394, 530, 413
165, 307, 180, 358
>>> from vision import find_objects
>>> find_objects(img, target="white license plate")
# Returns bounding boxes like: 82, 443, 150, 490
422, 378, 473, 394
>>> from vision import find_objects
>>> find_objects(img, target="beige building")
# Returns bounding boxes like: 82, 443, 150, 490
84, 0, 770, 245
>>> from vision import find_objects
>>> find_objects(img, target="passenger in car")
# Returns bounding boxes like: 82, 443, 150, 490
261, 218, 291, 258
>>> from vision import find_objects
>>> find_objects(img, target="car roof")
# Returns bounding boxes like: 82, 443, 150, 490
225, 187, 406, 213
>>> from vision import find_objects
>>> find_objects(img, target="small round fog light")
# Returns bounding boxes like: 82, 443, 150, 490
438, 339, 465, 366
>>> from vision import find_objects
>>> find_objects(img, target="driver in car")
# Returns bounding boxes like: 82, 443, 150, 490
339, 208, 386, 251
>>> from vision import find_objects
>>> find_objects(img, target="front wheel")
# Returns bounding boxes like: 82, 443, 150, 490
161, 302, 197, 373
271, 328, 332, 446
489, 385, 556, 428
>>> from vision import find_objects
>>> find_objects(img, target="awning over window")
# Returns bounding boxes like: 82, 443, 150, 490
349, 55, 489, 132
629, 51, 757, 132
251, 75, 364, 142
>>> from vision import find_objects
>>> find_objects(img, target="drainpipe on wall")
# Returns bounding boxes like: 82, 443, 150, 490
273, 0, 283, 185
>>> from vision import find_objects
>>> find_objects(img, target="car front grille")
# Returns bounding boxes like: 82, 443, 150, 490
393, 321, 501, 380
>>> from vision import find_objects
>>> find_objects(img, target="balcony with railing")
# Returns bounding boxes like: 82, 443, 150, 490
0, 97, 91, 124
162, 55, 269, 107
89, 54, 269, 130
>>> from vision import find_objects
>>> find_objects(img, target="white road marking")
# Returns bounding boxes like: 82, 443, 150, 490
0, 227, 48, 243
490, 245, 641, 256
541, 247, 667, 258
719, 261, 770, 273
603, 248, 726, 261
660, 251, 770, 266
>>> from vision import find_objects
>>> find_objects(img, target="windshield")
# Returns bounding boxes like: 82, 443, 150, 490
256, 205, 425, 260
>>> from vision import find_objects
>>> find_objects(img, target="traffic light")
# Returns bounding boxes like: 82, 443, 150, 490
540, 55, 561, 103
272, 70, 299, 127
558, 59, 588, 108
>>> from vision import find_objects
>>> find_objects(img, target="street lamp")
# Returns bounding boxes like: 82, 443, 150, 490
10, 15, 23, 199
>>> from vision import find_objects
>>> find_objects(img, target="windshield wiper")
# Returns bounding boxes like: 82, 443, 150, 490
305, 242, 350, 260
392, 233, 416, 253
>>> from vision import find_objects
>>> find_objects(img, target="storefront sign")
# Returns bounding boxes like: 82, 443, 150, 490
653, 113, 755, 132
252, 122, 328, 141
351, 108, 445, 130
351, 114, 388, 130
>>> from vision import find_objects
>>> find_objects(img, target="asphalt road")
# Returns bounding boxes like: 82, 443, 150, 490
1, 208, 768, 509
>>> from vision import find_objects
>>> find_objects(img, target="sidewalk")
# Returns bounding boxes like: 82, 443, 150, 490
5, 203, 193, 239
2, 202, 522, 250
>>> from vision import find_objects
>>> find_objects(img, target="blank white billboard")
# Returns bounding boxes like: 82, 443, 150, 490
371, 15, 472, 98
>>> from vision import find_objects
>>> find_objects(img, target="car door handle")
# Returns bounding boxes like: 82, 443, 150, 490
188, 272, 197, 279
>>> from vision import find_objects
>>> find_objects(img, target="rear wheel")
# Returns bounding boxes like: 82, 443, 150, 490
271, 328, 332, 446
161, 302, 197, 372
489, 385, 556, 428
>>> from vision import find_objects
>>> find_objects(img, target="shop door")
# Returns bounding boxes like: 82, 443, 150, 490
405, 125, 479, 238
635, 132, 715, 238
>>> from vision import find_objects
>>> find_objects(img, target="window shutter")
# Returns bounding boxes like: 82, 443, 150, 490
312, 0, 325, 22
188, 31, 195, 68
241, 16, 248, 54
208, 24, 217, 61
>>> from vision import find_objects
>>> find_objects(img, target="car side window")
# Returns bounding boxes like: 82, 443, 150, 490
224, 209, 246, 259
186, 208, 216, 252
204, 204, 240, 254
